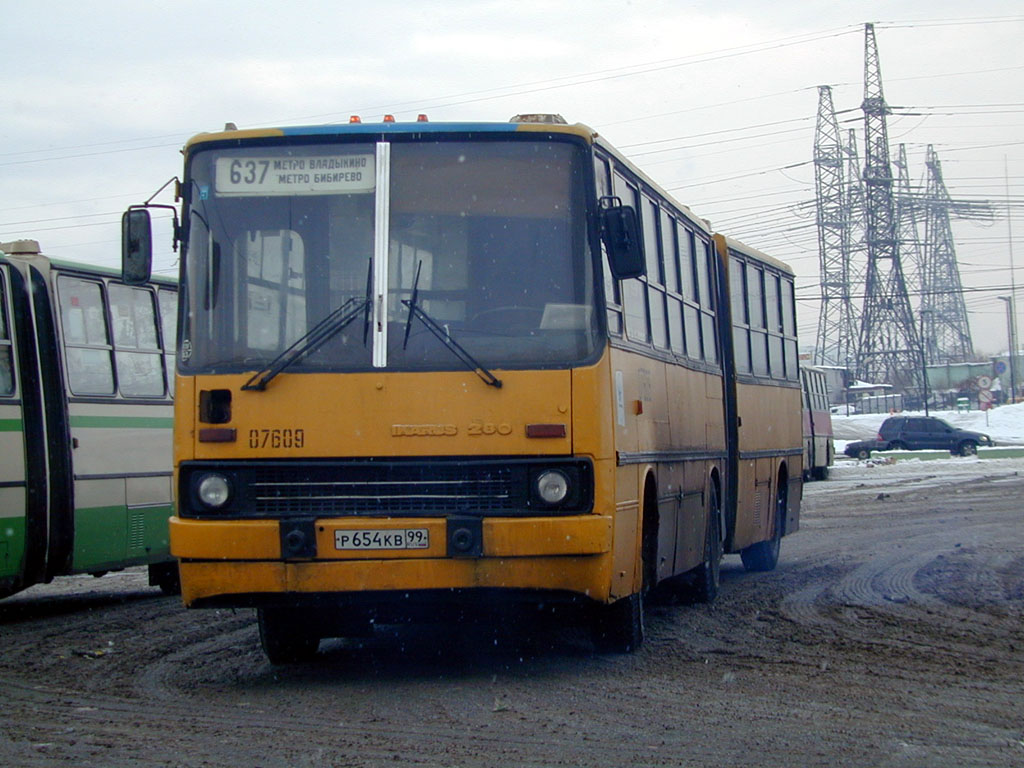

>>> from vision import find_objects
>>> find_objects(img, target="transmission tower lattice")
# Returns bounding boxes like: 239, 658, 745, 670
922, 144, 974, 363
894, 143, 926, 301
844, 128, 868, 310
813, 86, 858, 367
856, 23, 923, 395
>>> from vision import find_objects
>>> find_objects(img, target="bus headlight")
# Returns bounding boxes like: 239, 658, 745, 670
536, 469, 570, 505
196, 473, 231, 509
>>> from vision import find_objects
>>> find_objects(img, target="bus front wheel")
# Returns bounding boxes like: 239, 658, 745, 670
591, 592, 644, 653
257, 607, 320, 664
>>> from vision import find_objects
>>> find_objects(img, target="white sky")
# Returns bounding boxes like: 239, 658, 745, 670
2, 1, 1022, 354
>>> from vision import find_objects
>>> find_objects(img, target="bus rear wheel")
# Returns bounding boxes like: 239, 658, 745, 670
690, 487, 722, 603
591, 592, 644, 653
257, 607, 320, 664
740, 475, 785, 572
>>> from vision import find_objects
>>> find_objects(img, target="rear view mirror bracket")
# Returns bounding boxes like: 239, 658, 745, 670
121, 178, 181, 285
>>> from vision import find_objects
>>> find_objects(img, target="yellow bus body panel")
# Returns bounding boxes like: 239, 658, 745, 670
173, 358, 628, 605
185, 370, 572, 459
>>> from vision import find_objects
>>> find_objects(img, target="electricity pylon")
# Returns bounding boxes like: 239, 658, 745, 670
856, 23, 923, 396
922, 144, 974, 363
813, 85, 858, 366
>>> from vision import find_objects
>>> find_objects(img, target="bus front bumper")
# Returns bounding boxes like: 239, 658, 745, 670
170, 514, 614, 606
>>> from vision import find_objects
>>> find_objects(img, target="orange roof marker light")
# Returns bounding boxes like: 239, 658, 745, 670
417, 114, 429, 122
383, 114, 396, 123
349, 115, 362, 123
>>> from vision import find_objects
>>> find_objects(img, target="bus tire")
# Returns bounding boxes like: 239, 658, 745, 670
690, 487, 722, 603
258, 607, 320, 664
740, 476, 785, 572
148, 562, 181, 596
591, 592, 644, 653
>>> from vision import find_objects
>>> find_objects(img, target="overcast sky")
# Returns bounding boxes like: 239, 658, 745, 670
3, 1, 1022, 354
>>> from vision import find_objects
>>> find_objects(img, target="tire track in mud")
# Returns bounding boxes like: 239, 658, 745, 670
3, 602, 698, 767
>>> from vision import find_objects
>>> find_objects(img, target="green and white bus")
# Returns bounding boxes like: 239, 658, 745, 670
0, 239, 178, 598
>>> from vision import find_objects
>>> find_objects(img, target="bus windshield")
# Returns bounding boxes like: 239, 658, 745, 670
180, 138, 597, 375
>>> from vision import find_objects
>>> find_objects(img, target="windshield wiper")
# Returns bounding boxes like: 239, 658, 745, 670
241, 297, 369, 391
402, 261, 502, 389
242, 260, 374, 391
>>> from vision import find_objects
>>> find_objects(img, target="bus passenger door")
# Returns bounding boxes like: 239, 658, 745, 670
0, 263, 28, 591
0, 261, 59, 593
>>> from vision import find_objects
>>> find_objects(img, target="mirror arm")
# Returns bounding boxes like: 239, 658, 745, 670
128, 201, 181, 252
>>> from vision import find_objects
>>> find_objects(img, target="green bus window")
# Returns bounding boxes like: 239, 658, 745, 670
59, 277, 114, 395
0, 273, 12, 395
158, 288, 178, 395
109, 283, 164, 398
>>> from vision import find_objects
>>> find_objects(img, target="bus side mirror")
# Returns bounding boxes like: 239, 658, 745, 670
600, 199, 645, 280
122, 207, 153, 285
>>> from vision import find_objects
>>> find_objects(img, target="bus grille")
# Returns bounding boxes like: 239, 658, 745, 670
251, 463, 516, 515
179, 458, 593, 518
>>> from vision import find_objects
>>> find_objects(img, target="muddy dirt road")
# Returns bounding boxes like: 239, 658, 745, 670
2, 458, 1022, 767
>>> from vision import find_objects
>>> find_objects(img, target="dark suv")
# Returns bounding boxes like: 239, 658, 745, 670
845, 416, 993, 459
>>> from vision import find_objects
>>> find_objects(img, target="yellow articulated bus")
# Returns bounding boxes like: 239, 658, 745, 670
122, 115, 802, 663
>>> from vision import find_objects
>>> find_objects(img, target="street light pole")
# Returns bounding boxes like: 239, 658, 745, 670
999, 296, 1016, 405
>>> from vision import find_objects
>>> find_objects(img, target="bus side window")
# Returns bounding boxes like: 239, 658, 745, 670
782, 277, 799, 380
730, 257, 751, 374
696, 238, 718, 364
678, 223, 700, 360
0, 272, 13, 395
642, 195, 667, 350
59, 276, 115, 395
594, 156, 622, 336
747, 264, 768, 376
662, 211, 683, 357
613, 173, 649, 344
109, 283, 164, 398
765, 272, 783, 379
158, 288, 178, 395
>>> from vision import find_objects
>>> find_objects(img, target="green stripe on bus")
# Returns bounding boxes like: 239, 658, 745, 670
69, 415, 174, 429
0, 418, 24, 432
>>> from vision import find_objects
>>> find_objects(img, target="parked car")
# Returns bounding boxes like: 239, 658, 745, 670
844, 416, 993, 459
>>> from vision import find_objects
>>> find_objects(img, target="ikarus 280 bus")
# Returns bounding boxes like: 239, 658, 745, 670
122, 115, 803, 663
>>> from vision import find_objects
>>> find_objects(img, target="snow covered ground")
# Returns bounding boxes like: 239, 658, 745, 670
830, 401, 1024, 445
825, 401, 1024, 490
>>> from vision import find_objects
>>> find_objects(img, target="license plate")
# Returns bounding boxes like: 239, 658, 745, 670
334, 528, 429, 550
